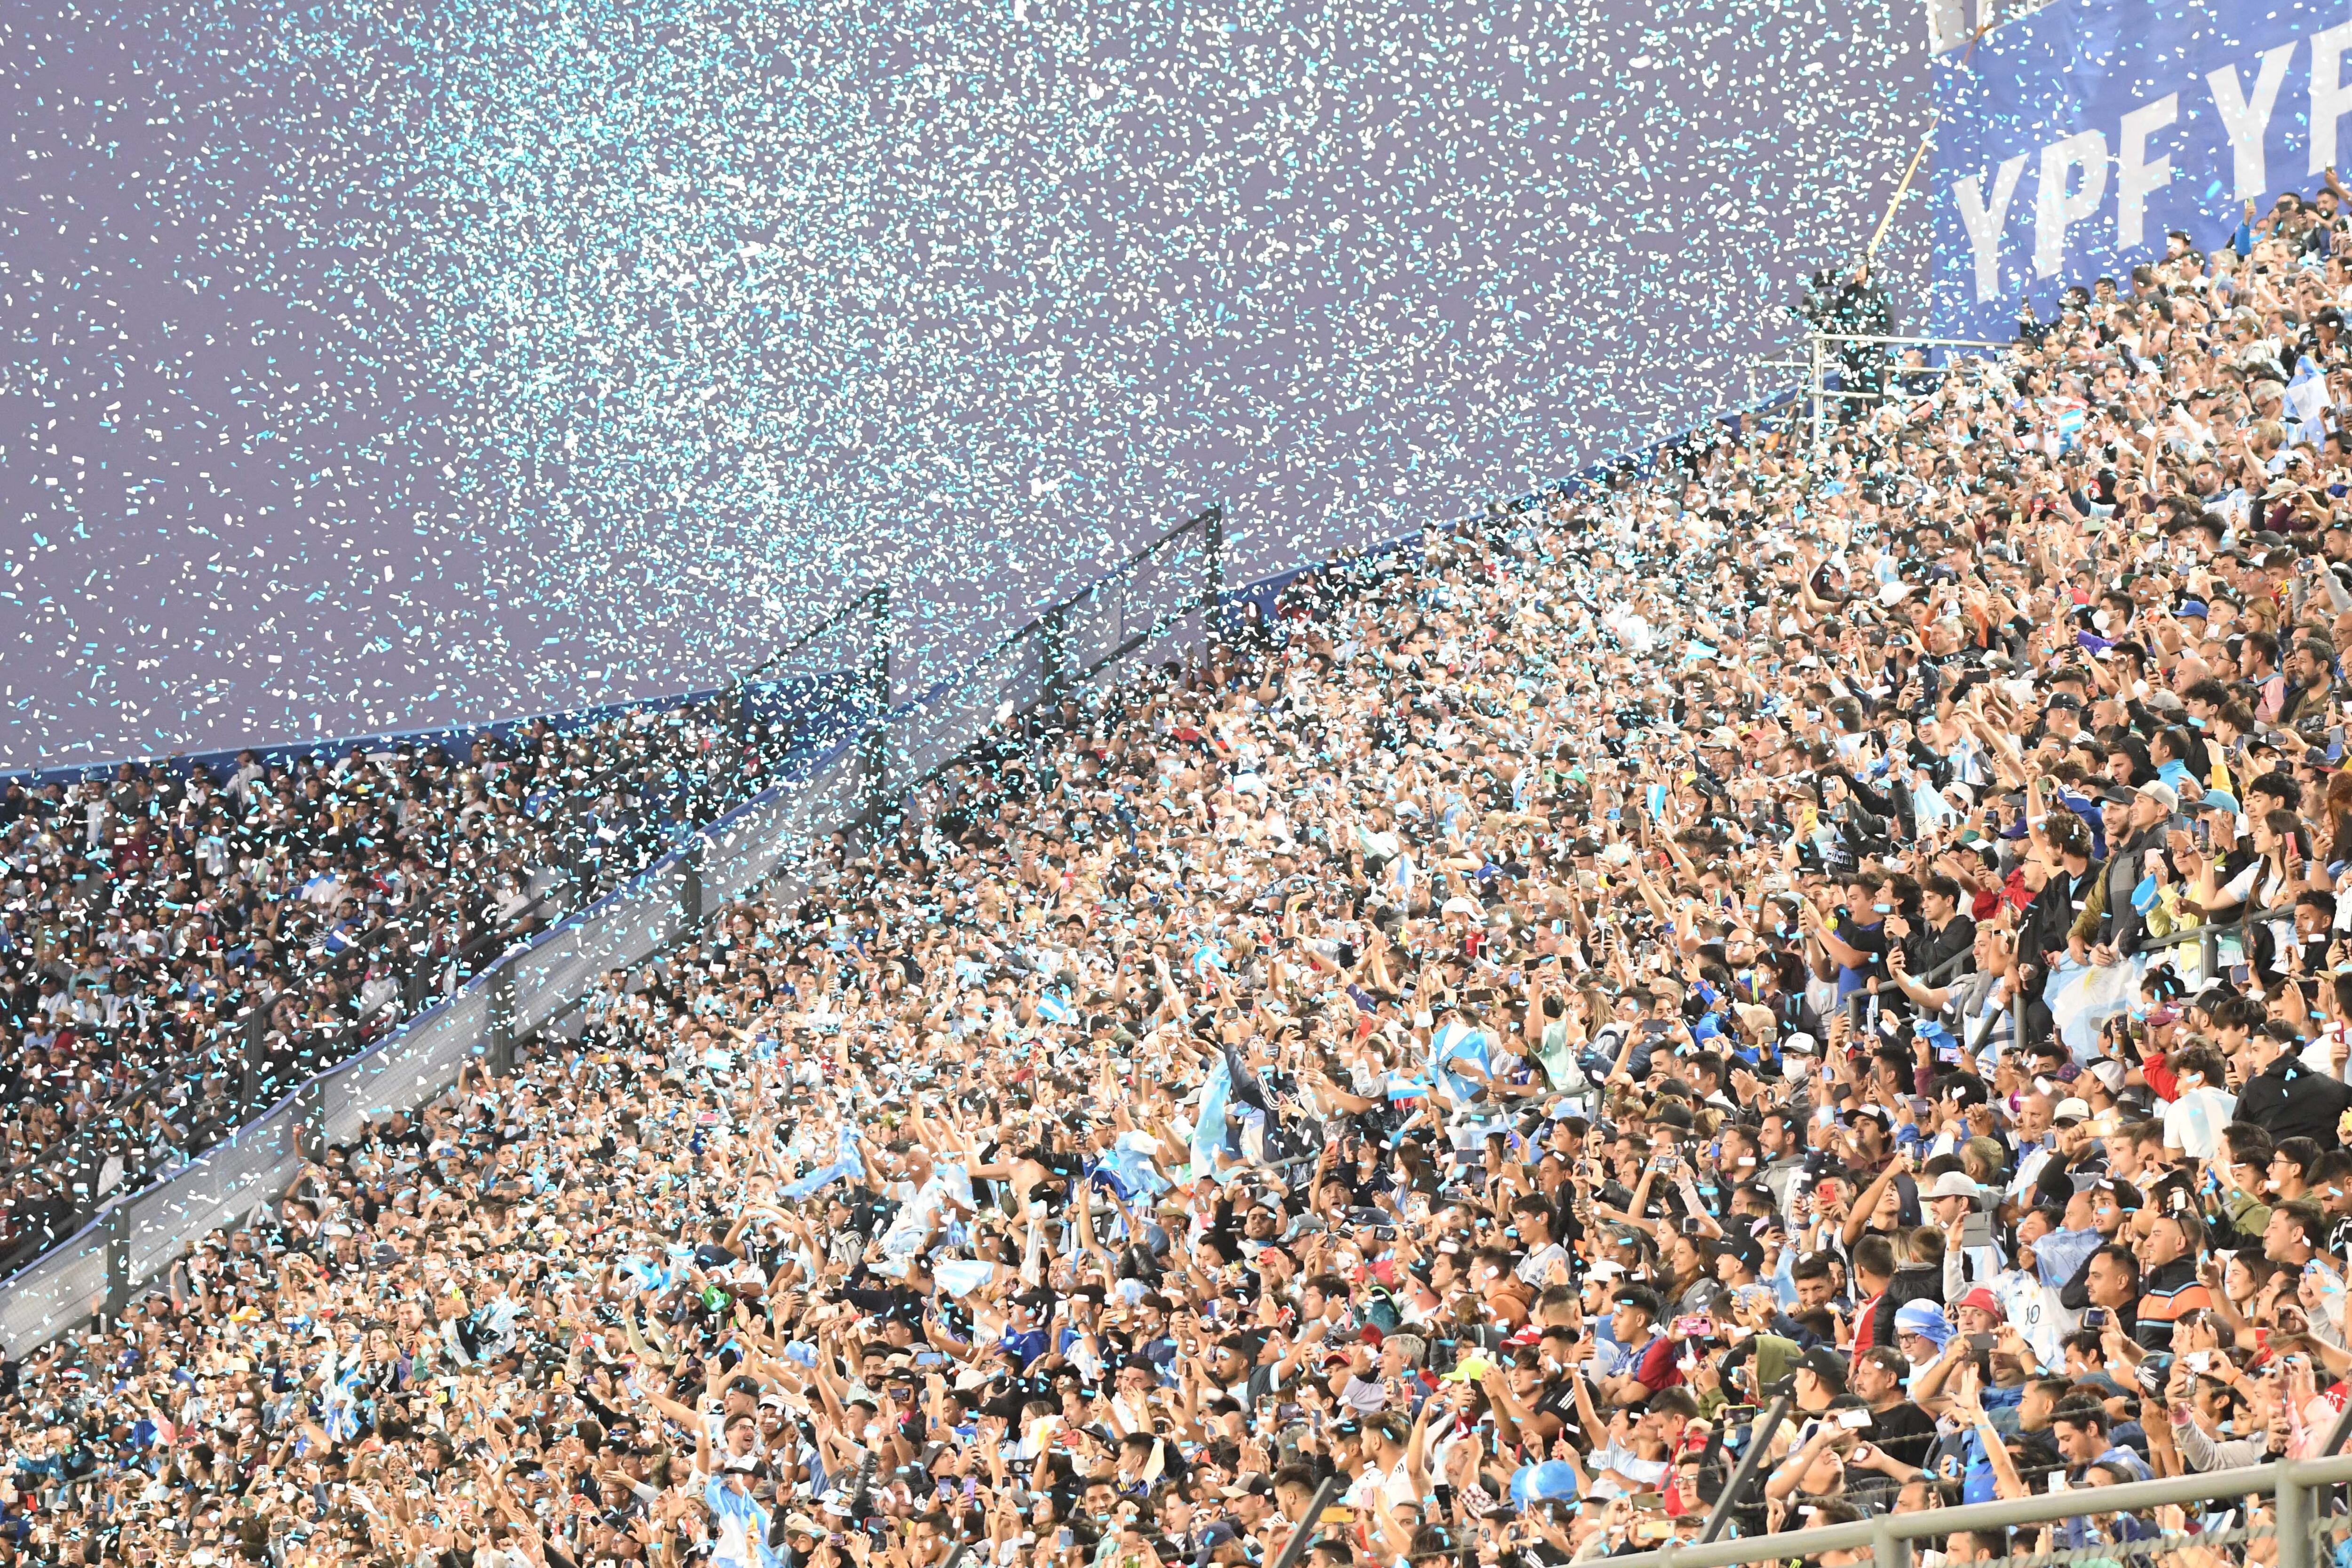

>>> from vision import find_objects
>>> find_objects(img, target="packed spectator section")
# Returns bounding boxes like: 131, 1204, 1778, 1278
16, 190, 2352, 1568
0, 694, 840, 1266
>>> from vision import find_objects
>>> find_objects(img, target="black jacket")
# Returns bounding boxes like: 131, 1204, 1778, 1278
2234, 1052, 2352, 1150
2099, 825, 2166, 959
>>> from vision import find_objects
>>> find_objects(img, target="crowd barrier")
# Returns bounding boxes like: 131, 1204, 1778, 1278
1609, 1450, 2352, 1568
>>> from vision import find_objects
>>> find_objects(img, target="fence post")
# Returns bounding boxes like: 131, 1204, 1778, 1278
1042, 607, 1071, 713
240, 1005, 264, 1113
1808, 333, 1827, 463
2279, 1464, 2311, 1568
488, 964, 517, 1078
679, 838, 704, 930
1204, 502, 1226, 638
1699, 1393, 1792, 1542
1869, 1515, 1908, 1568
103, 1203, 130, 1324
860, 583, 892, 827
294, 1080, 325, 1162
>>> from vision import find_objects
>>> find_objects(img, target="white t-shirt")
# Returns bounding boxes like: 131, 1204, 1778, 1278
2162, 1084, 2238, 1161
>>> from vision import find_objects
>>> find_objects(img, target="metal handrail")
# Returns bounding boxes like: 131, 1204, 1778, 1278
1806, 332, 2010, 348
2133, 896, 2293, 982
866, 503, 1223, 815
732, 583, 888, 691
1797, 328, 2014, 457
1612, 1452, 2352, 1568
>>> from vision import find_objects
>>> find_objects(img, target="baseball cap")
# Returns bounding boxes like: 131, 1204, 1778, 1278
1955, 1287, 2004, 1320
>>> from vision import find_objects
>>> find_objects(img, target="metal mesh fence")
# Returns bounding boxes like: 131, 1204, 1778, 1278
122, 1105, 303, 1285
801, 742, 865, 842
701, 788, 800, 906
510, 856, 690, 1036
1065, 522, 1211, 679
0, 1220, 109, 1359
1089, 606, 1204, 692
889, 631, 1048, 792
318, 989, 493, 1145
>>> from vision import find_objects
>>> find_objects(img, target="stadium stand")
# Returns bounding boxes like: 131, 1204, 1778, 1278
9, 171, 2352, 1568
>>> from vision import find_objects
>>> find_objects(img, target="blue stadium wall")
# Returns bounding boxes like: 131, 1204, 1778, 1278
1928, 0, 2352, 338
2, 0, 1935, 766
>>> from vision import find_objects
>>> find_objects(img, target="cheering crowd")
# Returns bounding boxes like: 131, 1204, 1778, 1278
16, 187, 2352, 1568
0, 693, 843, 1263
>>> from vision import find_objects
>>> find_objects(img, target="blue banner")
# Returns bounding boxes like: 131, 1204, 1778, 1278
1930, 0, 2352, 339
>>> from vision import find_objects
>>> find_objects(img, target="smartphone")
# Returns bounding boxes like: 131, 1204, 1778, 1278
1961, 1211, 1994, 1250
1837, 1408, 1874, 1430
2082, 1307, 2108, 1329
1057, 1529, 1075, 1551
1672, 1315, 1712, 1339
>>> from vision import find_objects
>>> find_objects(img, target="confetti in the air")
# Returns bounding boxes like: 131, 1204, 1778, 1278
1, 0, 1930, 765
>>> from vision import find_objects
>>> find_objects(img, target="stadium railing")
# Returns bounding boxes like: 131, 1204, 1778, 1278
0, 503, 1232, 1357
1605, 1450, 2352, 1568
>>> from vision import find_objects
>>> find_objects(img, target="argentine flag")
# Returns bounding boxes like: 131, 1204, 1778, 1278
1429, 1018, 1493, 1107
781, 1124, 866, 1200
1189, 1054, 1244, 1182
2054, 404, 2085, 453
1094, 1130, 1171, 1202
